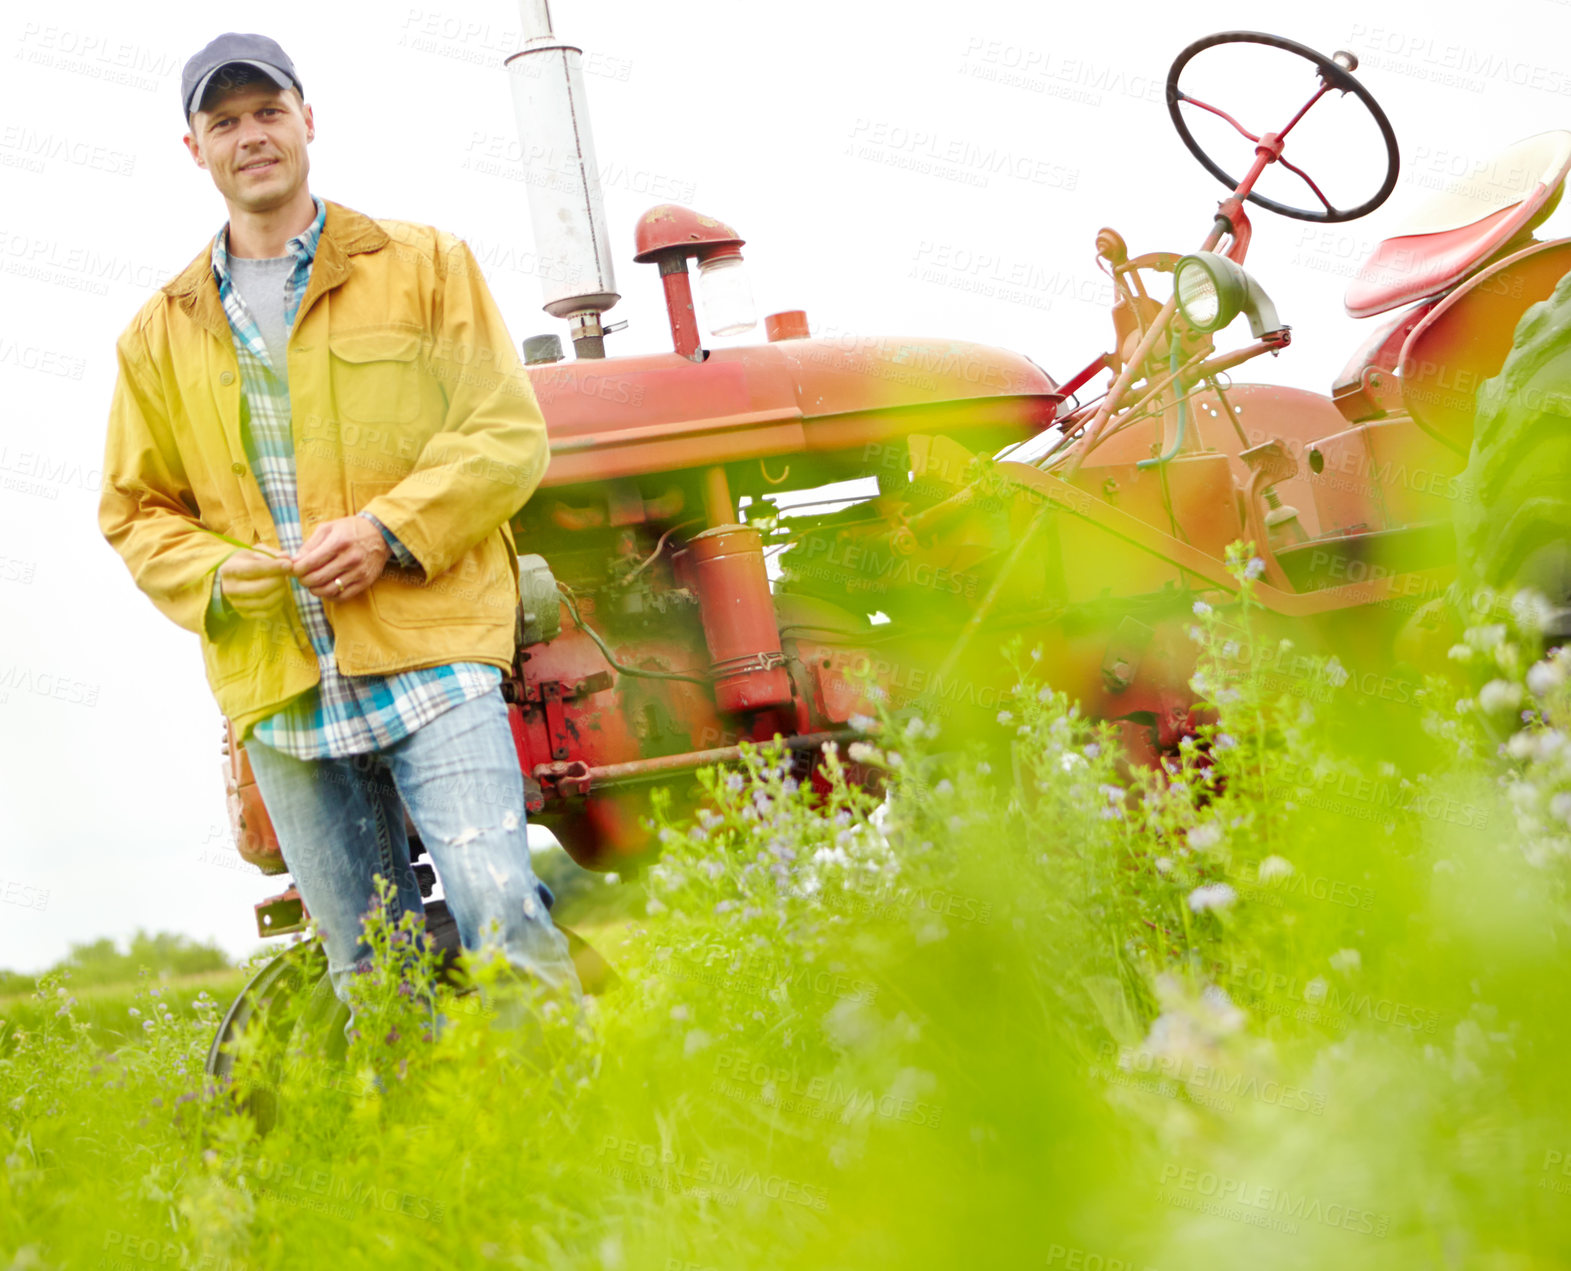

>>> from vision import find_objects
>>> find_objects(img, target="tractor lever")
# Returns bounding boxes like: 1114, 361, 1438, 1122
1238, 439, 1302, 588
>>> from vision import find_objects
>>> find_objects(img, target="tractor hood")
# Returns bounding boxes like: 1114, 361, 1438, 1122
526, 336, 1061, 487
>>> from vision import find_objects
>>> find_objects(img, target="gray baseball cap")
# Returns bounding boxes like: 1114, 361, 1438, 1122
181, 33, 302, 120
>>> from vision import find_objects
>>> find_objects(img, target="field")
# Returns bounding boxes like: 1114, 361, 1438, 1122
5, 573, 1571, 1269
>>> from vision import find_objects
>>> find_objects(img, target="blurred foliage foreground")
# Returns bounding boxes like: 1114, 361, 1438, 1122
5, 569, 1571, 1270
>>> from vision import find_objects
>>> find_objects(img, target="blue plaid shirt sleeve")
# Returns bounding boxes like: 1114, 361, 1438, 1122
359, 511, 420, 571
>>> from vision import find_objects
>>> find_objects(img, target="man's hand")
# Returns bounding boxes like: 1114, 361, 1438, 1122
218, 549, 294, 619
292, 515, 392, 601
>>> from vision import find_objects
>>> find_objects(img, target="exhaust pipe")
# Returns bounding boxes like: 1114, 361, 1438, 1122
504, 0, 620, 358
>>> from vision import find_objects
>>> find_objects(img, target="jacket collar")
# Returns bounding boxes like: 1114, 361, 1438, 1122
163, 199, 390, 342
211, 194, 326, 287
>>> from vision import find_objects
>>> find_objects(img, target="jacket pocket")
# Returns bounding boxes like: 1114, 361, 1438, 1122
328, 327, 423, 425
204, 609, 308, 687
367, 531, 516, 629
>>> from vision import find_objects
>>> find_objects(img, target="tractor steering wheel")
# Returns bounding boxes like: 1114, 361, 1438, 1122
1166, 30, 1400, 223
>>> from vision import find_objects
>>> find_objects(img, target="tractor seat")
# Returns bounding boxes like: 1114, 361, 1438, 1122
1345, 130, 1571, 319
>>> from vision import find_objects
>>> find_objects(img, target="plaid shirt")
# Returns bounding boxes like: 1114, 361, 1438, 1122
209, 195, 500, 759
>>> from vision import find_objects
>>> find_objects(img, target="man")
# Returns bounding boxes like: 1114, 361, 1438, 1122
99, 32, 581, 1014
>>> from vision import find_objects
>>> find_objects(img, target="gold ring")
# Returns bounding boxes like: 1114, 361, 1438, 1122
335, 577, 345, 594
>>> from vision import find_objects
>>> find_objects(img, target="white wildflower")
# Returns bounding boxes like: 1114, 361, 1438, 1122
1323, 657, 1350, 688
1528, 661, 1565, 696
1329, 948, 1361, 974
1523, 836, 1566, 867
1465, 623, 1508, 652
849, 713, 877, 731
1257, 855, 1294, 882
1244, 557, 1265, 580
1512, 589, 1556, 632
1137, 974, 1246, 1066
1187, 883, 1237, 913
1480, 680, 1525, 714
1507, 731, 1539, 760
669, 1004, 690, 1021
1199, 984, 1246, 1033
1186, 824, 1222, 851
1154, 856, 1173, 875
997, 710, 1014, 725
1192, 600, 1212, 617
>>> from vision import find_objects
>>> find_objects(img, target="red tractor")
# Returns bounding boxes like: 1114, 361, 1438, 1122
206, 24, 1571, 1074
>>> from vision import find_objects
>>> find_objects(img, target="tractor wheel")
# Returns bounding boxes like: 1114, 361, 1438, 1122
1456, 267, 1571, 640
205, 899, 618, 1132
203, 935, 327, 1130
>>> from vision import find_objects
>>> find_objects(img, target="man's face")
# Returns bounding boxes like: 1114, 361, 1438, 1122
183, 83, 314, 213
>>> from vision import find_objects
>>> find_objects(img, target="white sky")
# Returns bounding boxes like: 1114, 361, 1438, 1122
1, 0, 1566, 973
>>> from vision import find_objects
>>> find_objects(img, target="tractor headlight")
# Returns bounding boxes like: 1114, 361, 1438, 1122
1174, 253, 1242, 332
1174, 252, 1282, 339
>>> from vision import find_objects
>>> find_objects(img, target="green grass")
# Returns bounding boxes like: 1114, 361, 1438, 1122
1, 970, 249, 1053
5, 572, 1571, 1268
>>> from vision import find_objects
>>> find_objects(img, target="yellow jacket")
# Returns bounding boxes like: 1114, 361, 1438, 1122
99, 200, 547, 740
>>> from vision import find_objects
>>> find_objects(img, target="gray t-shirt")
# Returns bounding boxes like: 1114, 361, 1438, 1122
227, 253, 294, 385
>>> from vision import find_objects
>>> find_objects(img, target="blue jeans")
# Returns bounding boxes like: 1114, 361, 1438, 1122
245, 687, 582, 1010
